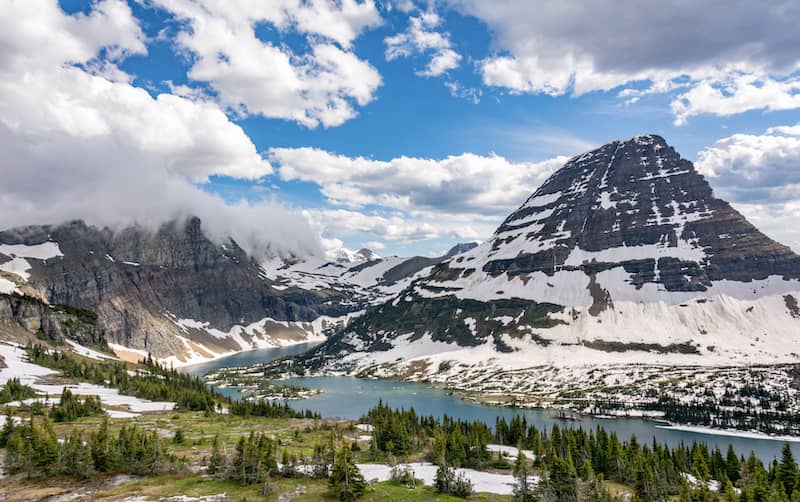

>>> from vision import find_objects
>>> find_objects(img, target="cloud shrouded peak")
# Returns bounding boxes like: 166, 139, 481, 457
0, 0, 321, 260
150, 0, 383, 128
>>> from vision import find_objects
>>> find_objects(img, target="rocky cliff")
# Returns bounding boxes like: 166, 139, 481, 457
0, 217, 353, 362
0, 292, 103, 347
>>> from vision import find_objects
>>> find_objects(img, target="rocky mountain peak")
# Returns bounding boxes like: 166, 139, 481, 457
446, 242, 479, 257
478, 134, 799, 289
329, 247, 380, 263
0, 217, 356, 360
356, 248, 380, 261
298, 135, 800, 377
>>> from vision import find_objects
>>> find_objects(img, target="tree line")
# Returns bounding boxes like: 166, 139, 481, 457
1, 416, 180, 479
363, 402, 800, 501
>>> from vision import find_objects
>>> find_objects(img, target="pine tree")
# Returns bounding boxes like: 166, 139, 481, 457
0, 407, 15, 447
726, 444, 742, 483
90, 417, 118, 472
547, 456, 579, 502
207, 432, 225, 475
329, 443, 366, 502
777, 444, 799, 498
512, 448, 537, 502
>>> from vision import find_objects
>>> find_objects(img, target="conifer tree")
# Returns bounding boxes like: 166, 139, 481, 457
207, 432, 225, 475
329, 442, 366, 502
778, 444, 799, 498
512, 448, 537, 502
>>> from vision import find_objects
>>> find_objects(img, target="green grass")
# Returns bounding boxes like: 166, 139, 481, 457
94, 475, 511, 501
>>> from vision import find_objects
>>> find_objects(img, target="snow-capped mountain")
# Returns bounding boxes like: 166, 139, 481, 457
0, 218, 451, 365
445, 242, 479, 257
296, 135, 800, 384
327, 247, 381, 263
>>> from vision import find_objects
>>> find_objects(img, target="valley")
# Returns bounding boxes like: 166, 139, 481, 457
3, 135, 800, 501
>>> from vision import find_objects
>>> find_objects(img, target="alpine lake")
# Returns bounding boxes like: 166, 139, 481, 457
184, 342, 800, 464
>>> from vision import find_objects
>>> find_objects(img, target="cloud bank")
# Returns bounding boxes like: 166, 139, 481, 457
696, 124, 800, 251
150, 0, 383, 128
271, 147, 567, 245
0, 0, 321, 259
447, 0, 800, 124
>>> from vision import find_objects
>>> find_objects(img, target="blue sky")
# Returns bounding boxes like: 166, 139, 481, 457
2, 0, 800, 257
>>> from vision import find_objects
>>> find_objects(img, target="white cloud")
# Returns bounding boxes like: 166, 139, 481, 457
447, 0, 800, 123
305, 208, 484, 244
0, 0, 320, 259
271, 147, 566, 216
385, 10, 461, 77
696, 124, 800, 251
671, 73, 800, 125
363, 240, 386, 250
272, 147, 566, 244
151, 0, 383, 128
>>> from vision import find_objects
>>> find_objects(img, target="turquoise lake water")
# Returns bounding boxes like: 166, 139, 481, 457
184, 343, 798, 463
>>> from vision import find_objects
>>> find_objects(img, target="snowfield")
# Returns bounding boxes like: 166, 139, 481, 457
0, 342, 174, 416
356, 461, 539, 495
0, 242, 63, 281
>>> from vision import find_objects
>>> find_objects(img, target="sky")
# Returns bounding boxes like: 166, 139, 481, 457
1, 0, 799, 258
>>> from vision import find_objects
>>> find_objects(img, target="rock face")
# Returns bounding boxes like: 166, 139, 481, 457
297, 135, 800, 377
0, 293, 102, 347
481, 134, 799, 287
0, 218, 354, 362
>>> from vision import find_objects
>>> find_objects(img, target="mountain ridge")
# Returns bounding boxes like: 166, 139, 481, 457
0, 217, 458, 364
290, 134, 800, 380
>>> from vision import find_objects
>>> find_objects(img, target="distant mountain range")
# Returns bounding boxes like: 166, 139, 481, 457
0, 217, 476, 365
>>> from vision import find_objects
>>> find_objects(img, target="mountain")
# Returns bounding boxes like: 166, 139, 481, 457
327, 247, 381, 263
0, 217, 453, 365
0, 217, 355, 364
446, 242, 479, 257
294, 135, 800, 388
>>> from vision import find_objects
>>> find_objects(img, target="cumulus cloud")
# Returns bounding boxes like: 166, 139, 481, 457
151, 0, 383, 128
0, 0, 320, 259
272, 147, 567, 244
696, 124, 800, 251
384, 10, 461, 77
271, 147, 567, 216
447, 0, 800, 123
671, 73, 800, 125
363, 240, 386, 250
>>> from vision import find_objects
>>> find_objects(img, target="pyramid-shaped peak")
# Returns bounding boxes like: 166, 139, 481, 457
485, 134, 799, 288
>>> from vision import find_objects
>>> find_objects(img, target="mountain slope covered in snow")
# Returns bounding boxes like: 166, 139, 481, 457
0, 218, 456, 365
294, 135, 800, 383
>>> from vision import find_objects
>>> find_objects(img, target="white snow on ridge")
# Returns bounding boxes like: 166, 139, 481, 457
33, 382, 174, 413
0, 242, 63, 260
521, 191, 561, 209
487, 444, 535, 460
0, 242, 63, 281
261, 254, 429, 305
0, 277, 18, 294
563, 241, 707, 266
65, 340, 116, 361
0, 343, 56, 386
659, 425, 800, 443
